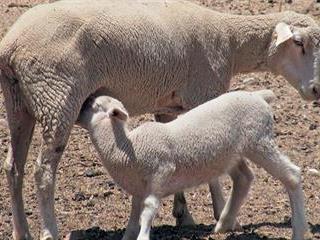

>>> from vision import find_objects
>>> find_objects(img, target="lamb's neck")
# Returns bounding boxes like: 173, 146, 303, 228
88, 119, 132, 165
210, 12, 288, 74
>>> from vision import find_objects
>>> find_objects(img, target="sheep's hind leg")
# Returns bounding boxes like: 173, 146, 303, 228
2, 82, 35, 240
137, 195, 160, 240
172, 192, 195, 226
214, 160, 253, 233
34, 110, 78, 240
154, 113, 195, 226
248, 139, 310, 240
122, 196, 143, 240
4, 115, 35, 240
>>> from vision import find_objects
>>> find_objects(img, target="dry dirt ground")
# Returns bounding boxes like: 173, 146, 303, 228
1, 0, 320, 239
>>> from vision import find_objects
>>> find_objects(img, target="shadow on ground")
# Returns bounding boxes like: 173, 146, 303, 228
65, 224, 212, 240
310, 223, 320, 234
65, 220, 311, 239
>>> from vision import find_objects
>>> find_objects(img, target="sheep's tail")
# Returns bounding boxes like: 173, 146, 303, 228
254, 90, 276, 103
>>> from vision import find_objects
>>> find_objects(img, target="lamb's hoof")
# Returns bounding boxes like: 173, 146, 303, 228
13, 232, 33, 240
40, 236, 54, 240
214, 220, 243, 233
40, 230, 57, 240
176, 212, 196, 226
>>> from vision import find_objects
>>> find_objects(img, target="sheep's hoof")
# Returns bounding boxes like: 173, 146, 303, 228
214, 220, 243, 233
121, 229, 139, 240
233, 221, 243, 231
176, 211, 196, 226
64, 230, 86, 240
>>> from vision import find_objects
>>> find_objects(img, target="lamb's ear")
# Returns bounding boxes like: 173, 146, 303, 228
275, 22, 293, 47
108, 107, 129, 121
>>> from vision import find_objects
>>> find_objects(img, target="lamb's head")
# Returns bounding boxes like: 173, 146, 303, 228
77, 95, 129, 129
268, 22, 320, 101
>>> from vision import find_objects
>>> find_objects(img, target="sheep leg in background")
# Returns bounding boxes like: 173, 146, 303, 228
122, 196, 143, 240
214, 160, 253, 232
209, 179, 226, 221
248, 139, 309, 240
2, 80, 35, 240
154, 113, 195, 226
137, 195, 160, 240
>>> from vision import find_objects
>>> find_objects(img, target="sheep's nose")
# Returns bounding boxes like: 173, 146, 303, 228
312, 85, 320, 99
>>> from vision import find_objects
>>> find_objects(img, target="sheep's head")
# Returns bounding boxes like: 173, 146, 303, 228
268, 22, 320, 101
77, 95, 129, 129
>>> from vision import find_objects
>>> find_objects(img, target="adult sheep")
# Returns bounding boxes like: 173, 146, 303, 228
0, 0, 320, 239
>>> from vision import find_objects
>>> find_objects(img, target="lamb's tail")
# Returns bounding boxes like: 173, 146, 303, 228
254, 90, 276, 103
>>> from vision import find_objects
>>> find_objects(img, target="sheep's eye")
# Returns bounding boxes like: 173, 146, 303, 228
293, 39, 303, 46
293, 39, 305, 54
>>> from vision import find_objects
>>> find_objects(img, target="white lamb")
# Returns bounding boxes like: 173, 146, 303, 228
77, 90, 308, 240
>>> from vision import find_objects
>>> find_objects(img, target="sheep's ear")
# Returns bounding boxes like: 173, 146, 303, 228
275, 22, 293, 47
108, 108, 129, 121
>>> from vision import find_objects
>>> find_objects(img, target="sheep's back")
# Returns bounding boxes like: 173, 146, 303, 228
0, 0, 214, 116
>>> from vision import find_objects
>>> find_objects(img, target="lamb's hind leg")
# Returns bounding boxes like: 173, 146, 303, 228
248, 139, 309, 240
2, 81, 35, 240
34, 107, 79, 240
154, 113, 195, 226
214, 160, 253, 233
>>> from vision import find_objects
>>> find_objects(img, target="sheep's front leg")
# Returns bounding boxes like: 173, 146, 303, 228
214, 160, 253, 233
155, 113, 195, 226
137, 195, 160, 240
209, 179, 226, 221
34, 117, 75, 240
122, 196, 142, 240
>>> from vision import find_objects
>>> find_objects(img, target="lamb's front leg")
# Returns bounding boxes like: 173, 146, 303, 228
137, 195, 160, 240
155, 113, 196, 226
122, 196, 142, 240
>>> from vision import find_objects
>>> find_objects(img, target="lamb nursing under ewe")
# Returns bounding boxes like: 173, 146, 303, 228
77, 90, 308, 240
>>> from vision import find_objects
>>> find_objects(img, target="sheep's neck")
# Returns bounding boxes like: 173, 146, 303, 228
89, 119, 131, 166
219, 13, 286, 74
